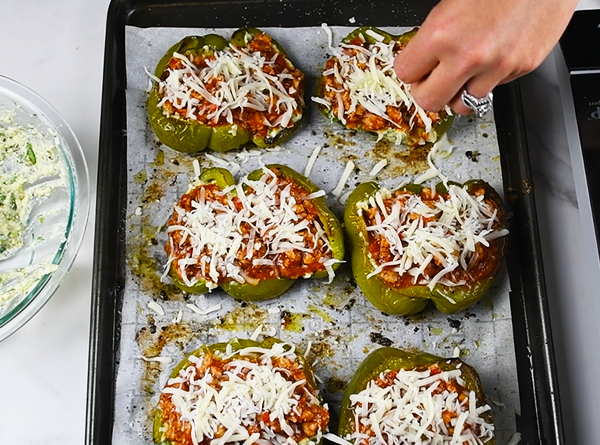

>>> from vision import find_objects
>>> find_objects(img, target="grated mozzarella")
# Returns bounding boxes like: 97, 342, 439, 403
314, 27, 445, 143
364, 183, 507, 289
141, 355, 173, 364
186, 302, 222, 315
166, 167, 337, 288
172, 310, 183, 324
147, 300, 165, 316
332, 160, 355, 197
151, 36, 302, 134
304, 145, 322, 177
306, 190, 326, 199
369, 159, 387, 177
161, 342, 325, 445
346, 367, 494, 445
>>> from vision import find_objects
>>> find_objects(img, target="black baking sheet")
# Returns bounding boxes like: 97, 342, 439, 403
86, 0, 564, 444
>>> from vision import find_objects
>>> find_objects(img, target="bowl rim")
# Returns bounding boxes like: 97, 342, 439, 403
0, 74, 91, 342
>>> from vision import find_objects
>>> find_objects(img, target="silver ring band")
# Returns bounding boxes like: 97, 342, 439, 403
461, 90, 493, 118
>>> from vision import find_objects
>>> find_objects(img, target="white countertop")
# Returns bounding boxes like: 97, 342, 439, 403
1, 0, 599, 444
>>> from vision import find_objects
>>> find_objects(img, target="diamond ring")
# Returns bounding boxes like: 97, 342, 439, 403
460, 90, 493, 118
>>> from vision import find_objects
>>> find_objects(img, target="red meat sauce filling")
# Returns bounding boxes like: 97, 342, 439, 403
158, 351, 330, 445
364, 186, 503, 289
159, 32, 304, 138
321, 36, 444, 137
166, 170, 333, 285
350, 363, 481, 444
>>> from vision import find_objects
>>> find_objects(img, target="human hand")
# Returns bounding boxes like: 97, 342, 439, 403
394, 0, 578, 115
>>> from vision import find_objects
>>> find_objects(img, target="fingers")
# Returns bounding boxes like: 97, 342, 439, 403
393, 32, 439, 85
405, 59, 473, 113
396, 40, 510, 115
392, 0, 535, 115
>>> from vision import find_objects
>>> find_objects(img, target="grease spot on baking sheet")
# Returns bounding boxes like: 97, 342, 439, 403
126, 146, 196, 301
127, 215, 183, 301
281, 310, 310, 332
136, 322, 194, 394
372, 139, 431, 176
134, 169, 148, 184
369, 331, 393, 347
307, 304, 335, 323
217, 303, 268, 331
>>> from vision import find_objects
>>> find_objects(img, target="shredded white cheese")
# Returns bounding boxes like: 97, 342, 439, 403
151, 38, 302, 133
186, 302, 222, 315
250, 324, 263, 340
304, 145, 322, 177
314, 26, 443, 144
166, 167, 337, 288
369, 159, 387, 177
161, 342, 324, 445
346, 367, 494, 445
364, 183, 508, 289
141, 355, 173, 365
332, 160, 355, 197
172, 310, 183, 324
147, 300, 165, 316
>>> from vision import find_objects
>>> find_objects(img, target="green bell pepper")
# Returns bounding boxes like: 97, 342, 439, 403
344, 180, 507, 315
167, 165, 345, 301
153, 337, 328, 445
314, 26, 453, 147
148, 28, 304, 153
338, 347, 495, 445
167, 166, 236, 294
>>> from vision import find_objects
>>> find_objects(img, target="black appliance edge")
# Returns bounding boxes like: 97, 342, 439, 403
86, 0, 564, 444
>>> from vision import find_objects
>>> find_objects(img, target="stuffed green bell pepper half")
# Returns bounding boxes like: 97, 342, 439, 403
337, 347, 495, 445
153, 337, 330, 445
148, 27, 305, 153
344, 180, 508, 315
312, 27, 452, 147
165, 164, 344, 300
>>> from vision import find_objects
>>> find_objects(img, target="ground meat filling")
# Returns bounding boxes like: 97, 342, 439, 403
347, 363, 494, 445
318, 34, 446, 145
362, 185, 507, 290
155, 32, 304, 139
165, 168, 335, 288
158, 344, 329, 445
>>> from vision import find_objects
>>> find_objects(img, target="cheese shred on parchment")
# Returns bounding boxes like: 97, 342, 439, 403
345, 367, 494, 445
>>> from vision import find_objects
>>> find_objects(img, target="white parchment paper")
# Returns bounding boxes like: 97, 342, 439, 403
114, 25, 520, 444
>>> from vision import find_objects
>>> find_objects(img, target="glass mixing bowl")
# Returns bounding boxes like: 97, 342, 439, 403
0, 75, 90, 341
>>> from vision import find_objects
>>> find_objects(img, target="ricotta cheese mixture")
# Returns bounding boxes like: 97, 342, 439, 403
362, 184, 508, 290
0, 109, 64, 309
156, 342, 329, 445
165, 167, 339, 289
346, 364, 494, 445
